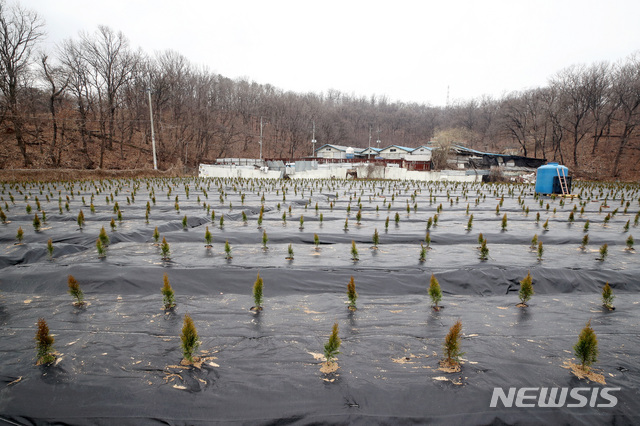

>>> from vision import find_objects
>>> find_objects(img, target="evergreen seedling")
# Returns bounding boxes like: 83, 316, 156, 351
314, 233, 320, 248
35, 318, 55, 365
323, 322, 341, 364
161, 237, 170, 259
429, 274, 442, 310
16, 226, 24, 243
68, 275, 84, 305
33, 213, 41, 231
443, 320, 464, 366
537, 241, 544, 261
602, 282, 614, 310
599, 243, 608, 261
501, 213, 507, 231
224, 240, 232, 259
151, 226, 159, 244
110, 218, 116, 231
518, 271, 534, 306
583, 220, 590, 232
543, 219, 549, 231
204, 226, 212, 246
372, 228, 379, 248
530, 234, 538, 249
0, 209, 6, 223
581, 234, 589, 250
47, 239, 54, 259
479, 239, 489, 260
356, 210, 362, 224
181, 314, 200, 363
253, 272, 263, 310
257, 211, 262, 227
419, 244, 426, 262
77, 210, 85, 229
350, 240, 359, 261
96, 238, 106, 257
182, 215, 188, 229
262, 230, 269, 249
347, 276, 357, 310
424, 231, 431, 248
573, 320, 598, 371
286, 243, 294, 259
219, 215, 225, 227
162, 273, 175, 309
626, 235, 634, 250
467, 214, 473, 231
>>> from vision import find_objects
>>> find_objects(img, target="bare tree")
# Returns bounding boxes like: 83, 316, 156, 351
611, 54, 640, 177
40, 54, 68, 165
0, 0, 45, 165
80, 26, 139, 167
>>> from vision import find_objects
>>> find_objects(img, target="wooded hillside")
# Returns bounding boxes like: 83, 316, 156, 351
1, 2, 639, 179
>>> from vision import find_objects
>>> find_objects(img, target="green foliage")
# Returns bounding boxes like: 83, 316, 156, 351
33, 213, 41, 231
161, 237, 170, 259
67, 275, 84, 305
581, 234, 589, 249
583, 219, 590, 232
356, 210, 362, 224
429, 274, 442, 309
372, 228, 379, 247
479, 239, 489, 260
518, 271, 534, 305
219, 215, 225, 227
543, 219, 549, 231
224, 240, 232, 258
16, 226, 23, 243
162, 273, 175, 309
602, 282, 614, 309
253, 273, 264, 308
419, 244, 426, 261
573, 320, 598, 370
350, 240, 359, 261
287, 243, 294, 259
182, 215, 188, 229
530, 234, 538, 249
204, 226, 212, 246
77, 210, 85, 229
424, 231, 431, 248
262, 230, 269, 249
181, 314, 200, 362
394, 212, 400, 225
110, 218, 117, 231
323, 322, 341, 364
501, 213, 508, 231
35, 318, 55, 365
443, 320, 464, 365
626, 234, 634, 250
466, 214, 473, 231
599, 243, 608, 261
347, 276, 357, 310
47, 238, 54, 258
0, 208, 6, 223
313, 233, 320, 248
537, 241, 544, 261
96, 238, 106, 257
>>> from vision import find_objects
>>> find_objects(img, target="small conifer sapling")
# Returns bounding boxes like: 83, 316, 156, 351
67, 275, 84, 306
573, 320, 598, 371
372, 228, 379, 248
518, 271, 534, 306
204, 226, 212, 247
599, 243, 608, 261
347, 276, 357, 311
181, 314, 200, 363
224, 240, 232, 259
626, 235, 634, 251
350, 240, 359, 261
443, 320, 464, 368
323, 323, 341, 365
16, 226, 24, 244
152, 226, 159, 244
314, 233, 320, 249
602, 282, 614, 310
252, 272, 263, 311
429, 274, 442, 310
96, 238, 106, 257
47, 238, 54, 259
419, 244, 426, 262
162, 273, 176, 309
286, 243, 294, 260
35, 318, 55, 365
161, 237, 170, 260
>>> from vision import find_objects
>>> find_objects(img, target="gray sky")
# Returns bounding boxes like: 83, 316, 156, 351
20, 0, 640, 106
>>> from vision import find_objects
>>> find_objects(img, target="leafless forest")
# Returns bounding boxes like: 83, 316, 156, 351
1, 2, 639, 179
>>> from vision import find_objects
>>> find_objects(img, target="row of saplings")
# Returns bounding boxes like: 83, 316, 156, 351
34, 272, 609, 379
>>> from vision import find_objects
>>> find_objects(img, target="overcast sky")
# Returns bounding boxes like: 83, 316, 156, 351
19, 0, 640, 106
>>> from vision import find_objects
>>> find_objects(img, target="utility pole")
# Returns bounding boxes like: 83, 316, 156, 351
311, 120, 316, 157
368, 125, 372, 148
376, 125, 381, 149
259, 116, 264, 163
147, 88, 157, 170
